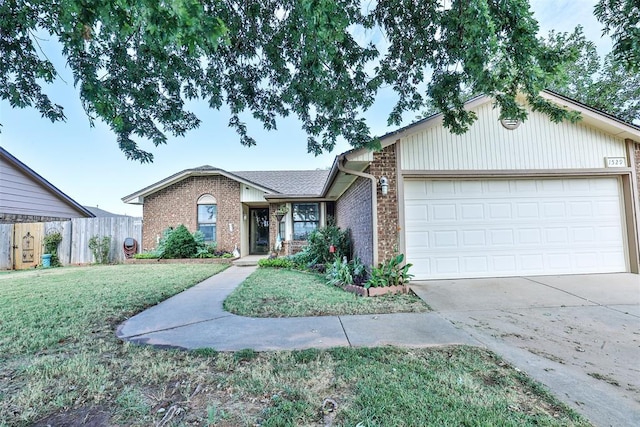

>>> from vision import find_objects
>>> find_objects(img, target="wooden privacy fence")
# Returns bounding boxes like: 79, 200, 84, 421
0, 217, 142, 270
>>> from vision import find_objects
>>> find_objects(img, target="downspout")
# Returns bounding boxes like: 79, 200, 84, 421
337, 154, 379, 265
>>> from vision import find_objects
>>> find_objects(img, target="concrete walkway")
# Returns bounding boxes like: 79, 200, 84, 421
116, 265, 477, 351
117, 267, 640, 426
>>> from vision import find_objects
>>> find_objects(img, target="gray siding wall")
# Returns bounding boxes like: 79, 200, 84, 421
0, 156, 86, 219
336, 176, 373, 267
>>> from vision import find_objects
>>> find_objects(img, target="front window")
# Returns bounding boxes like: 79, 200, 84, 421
292, 203, 319, 240
197, 195, 217, 243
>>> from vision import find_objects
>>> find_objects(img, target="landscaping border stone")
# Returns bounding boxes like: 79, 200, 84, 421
343, 284, 408, 297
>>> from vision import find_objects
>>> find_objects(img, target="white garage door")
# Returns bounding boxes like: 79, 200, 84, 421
404, 178, 627, 280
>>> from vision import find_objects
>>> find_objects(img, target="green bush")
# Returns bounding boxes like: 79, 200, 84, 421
258, 258, 294, 269
161, 225, 199, 259
88, 235, 112, 264
195, 243, 219, 258
305, 221, 351, 266
366, 253, 413, 288
285, 250, 313, 270
325, 256, 367, 287
133, 252, 159, 259
43, 231, 63, 267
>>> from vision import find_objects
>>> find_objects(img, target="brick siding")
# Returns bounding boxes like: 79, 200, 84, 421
142, 176, 241, 252
0, 213, 69, 224
369, 144, 399, 263
336, 176, 373, 267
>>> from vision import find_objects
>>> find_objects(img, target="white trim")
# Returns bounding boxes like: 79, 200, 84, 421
197, 194, 217, 204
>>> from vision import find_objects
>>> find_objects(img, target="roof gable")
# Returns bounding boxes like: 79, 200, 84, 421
0, 147, 94, 218
122, 166, 331, 204
378, 91, 640, 146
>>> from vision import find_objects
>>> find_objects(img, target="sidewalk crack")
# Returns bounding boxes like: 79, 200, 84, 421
337, 316, 352, 347
120, 314, 234, 339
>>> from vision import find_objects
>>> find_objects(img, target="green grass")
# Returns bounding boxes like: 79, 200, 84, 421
0, 264, 228, 355
0, 264, 590, 426
223, 268, 430, 317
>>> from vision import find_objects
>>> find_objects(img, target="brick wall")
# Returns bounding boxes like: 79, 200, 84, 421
143, 176, 241, 252
0, 213, 69, 224
268, 203, 279, 254
336, 176, 373, 267
369, 144, 399, 263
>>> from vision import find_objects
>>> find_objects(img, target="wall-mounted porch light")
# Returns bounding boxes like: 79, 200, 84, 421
380, 176, 389, 196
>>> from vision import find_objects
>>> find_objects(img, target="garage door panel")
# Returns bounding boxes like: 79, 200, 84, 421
404, 178, 627, 279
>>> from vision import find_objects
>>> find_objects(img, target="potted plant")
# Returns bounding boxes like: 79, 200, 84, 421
43, 231, 63, 268
274, 204, 289, 223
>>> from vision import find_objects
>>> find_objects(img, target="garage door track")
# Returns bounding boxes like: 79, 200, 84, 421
411, 273, 640, 427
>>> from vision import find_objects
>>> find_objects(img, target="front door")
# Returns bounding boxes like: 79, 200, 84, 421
249, 208, 269, 254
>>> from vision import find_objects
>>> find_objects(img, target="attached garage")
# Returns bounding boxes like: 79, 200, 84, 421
404, 177, 628, 279
331, 92, 640, 281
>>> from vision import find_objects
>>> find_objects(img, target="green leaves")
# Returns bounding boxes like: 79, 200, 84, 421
544, 26, 639, 124
2, 1, 590, 162
595, 0, 640, 73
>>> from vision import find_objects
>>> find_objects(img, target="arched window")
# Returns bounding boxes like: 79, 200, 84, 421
197, 194, 217, 243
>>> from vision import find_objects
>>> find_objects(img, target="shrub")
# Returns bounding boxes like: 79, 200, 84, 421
133, 252, 159, 259
325, 256, 353, 287
195, 243, 219, 258
88, 235, 112, 264
160, 225, 199, 259
43, 231, 63, 267
285, 249, 313, 270
305, 221, 351, 266
258, 258, 294, 269
366, 253, 413, 288
325, 256, 367, 287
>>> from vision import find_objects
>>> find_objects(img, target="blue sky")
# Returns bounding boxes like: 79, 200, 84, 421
0, 0, 610, 217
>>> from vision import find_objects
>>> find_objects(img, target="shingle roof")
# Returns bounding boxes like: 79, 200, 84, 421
122, 166, 332, 203
83, 206, 132, 218
233, 170, 331, 195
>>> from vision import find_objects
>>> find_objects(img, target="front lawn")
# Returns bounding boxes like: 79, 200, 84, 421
0, 264, 590, 426
223, 268, 430, 317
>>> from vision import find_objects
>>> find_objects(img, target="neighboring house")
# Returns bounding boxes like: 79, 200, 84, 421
123, 91, 640, 279
83, 205, 132, 218
0, 146, 94, 223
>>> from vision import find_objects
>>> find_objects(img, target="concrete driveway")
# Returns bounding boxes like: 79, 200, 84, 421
411, 273, 640, 427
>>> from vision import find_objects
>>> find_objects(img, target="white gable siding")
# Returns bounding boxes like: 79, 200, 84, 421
240, 185, 267, 203
400, 102, 627, 171
0, 157, 84, 218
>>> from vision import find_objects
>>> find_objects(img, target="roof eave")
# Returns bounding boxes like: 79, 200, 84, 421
264, 194, 327, 200
540, 90, 640, 140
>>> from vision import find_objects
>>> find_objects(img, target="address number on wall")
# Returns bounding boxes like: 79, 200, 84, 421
605, 157, 626, 167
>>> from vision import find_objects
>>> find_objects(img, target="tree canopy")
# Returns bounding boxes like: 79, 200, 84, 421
595, 0, 640, 73
1, 0, 618, 163
544, 26, 639, 124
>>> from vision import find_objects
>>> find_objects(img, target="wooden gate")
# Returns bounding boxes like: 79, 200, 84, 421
13, 223, 44, 270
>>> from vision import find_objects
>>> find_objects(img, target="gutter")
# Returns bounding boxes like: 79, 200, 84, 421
336, 154, 379, 265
